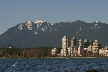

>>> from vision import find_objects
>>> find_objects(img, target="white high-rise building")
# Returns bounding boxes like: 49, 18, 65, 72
78, 39, 83, 47
70, 37, 76, 47
62, 36, 68, 49
92, 40, 99, 56
61, 36, 68, 56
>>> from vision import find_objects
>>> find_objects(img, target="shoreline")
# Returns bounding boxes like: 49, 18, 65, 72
1, 56, 108, 59
50, 56, 108, 58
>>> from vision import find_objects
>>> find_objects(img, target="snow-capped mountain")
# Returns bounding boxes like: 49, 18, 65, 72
0, 20, 108, 48
18, 20, 55, 34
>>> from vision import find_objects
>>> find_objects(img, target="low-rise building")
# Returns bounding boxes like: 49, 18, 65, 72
51, 48, 58, 56
99, 46, 108, 56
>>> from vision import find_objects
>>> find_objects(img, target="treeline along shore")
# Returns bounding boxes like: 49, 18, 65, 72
0, 47, 53, 58
0, 47, 108, 58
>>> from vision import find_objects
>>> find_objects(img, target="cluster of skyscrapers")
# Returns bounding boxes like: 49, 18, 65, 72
51, 36, 108, 56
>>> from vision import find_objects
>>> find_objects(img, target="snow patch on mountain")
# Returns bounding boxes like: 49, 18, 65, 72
34, 20, 47, 24
34, 31, 38, 34
25, 20, 33, 30
42, 27, 47, 31
95, 21, 100, 23
17, 20, 56, 33
91, 21, 101, 29
34, 20, 54, 25
49, 22, 55, 25
18, 23, 23, 30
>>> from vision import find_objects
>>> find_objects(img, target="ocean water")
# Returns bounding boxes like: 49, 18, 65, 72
0, 58, 108, 72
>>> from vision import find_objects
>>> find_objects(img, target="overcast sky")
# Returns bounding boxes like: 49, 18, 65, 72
0, 0, 108, 34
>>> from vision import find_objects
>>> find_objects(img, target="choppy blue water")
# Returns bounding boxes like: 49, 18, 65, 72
0, 58, 108, 72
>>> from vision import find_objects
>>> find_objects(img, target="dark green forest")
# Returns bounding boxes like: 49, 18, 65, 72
0, 47, 53, 58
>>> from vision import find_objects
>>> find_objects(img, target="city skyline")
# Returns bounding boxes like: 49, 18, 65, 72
0, 0, 108, 34
58, 36, 108, 56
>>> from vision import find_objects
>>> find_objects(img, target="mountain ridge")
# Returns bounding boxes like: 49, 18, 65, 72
0, 20, 108, 48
